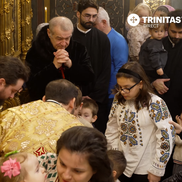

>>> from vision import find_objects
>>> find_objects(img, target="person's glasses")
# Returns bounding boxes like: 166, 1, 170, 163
81, 13, 97, 20
115, 82, 140, 93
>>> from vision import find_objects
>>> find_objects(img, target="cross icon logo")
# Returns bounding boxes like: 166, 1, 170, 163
130, 16, 137, 23
127, 14, 140, 26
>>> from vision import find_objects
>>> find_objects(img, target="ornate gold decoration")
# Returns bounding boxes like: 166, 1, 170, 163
143, 0, 166, 12
0, 0, 32, 61
10, 0, 14, 6
3, 2, 10, 14
5, 28, 11, 39
21, 0, 33, 61
26, 15, 31, 25
11, 46, 15, 55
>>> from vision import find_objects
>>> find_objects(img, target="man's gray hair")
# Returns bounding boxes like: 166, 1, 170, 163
97, 7, 110, 26
49, 16, 74, 34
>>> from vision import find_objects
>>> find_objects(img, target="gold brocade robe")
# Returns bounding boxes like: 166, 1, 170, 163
0, 100, 83, 156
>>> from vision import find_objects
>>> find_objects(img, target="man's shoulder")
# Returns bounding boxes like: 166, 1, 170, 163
108, 28, 127, 43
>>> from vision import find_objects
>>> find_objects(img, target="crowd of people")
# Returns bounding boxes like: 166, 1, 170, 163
1, 0, 182, 182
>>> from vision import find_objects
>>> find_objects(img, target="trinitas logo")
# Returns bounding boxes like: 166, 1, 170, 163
127, 13, 182, 27
127, 14, 140, 26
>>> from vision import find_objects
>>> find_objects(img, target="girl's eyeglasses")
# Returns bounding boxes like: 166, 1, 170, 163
115, 82, 140, 93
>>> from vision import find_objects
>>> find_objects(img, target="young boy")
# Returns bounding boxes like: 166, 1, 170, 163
139, 23, 170, 87
80, 98, 98, 125
107, 150, 127, 182
74, 87, 93, 128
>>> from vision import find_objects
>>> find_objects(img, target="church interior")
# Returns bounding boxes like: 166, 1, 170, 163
0, 0, 181, 110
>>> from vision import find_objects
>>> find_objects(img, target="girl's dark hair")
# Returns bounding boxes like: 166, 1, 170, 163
77, 0, 98, 13
155, 6, 169, 15
57, 126, 114, 182
115, 61, 154, 110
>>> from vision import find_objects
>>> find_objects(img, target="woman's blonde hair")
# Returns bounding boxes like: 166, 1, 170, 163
0, 153, 28, 182
132, 3, 152, 16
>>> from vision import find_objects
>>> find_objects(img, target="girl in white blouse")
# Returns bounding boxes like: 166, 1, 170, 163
105, 61, 175, 182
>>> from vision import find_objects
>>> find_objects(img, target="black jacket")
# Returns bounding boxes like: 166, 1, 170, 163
26, 25, 94, 101
161, 37, 182, 120
139, 38, 168, 82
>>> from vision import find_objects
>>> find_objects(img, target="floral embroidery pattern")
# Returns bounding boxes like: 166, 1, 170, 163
150, 100, 170, 123
160, 129, 170, 164
171, 125, 176, 145
110, 99, 119, 117
119, 109, 140, 147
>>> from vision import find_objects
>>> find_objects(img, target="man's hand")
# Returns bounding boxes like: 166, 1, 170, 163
53, 49, 72, 69
169, 117, 182, 134
152, 78, 170, 95
148, 173, 161, 182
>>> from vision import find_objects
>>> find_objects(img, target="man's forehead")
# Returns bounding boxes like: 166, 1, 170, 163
53, 29, 72, 37
82, 7, 98, 14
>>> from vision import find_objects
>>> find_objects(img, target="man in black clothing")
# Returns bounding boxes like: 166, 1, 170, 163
26, 16, 94, 101
72, 0, 111, 133
153, 10, 182, 121
152, 10, 182, 180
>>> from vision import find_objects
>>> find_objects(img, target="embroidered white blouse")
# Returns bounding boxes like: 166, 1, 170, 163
105, 93, 175, 178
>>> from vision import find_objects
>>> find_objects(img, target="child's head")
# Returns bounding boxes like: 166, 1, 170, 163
74, 86, 83, 117
107, 150, 126, 180
149, 23, 165, 40
80, 98, 98, 123
0, 153, 47, 182
132, 3, 152, 25
115, 61, 154, 110
153, 5, 175, 17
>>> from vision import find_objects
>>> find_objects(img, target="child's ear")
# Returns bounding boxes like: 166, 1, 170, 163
42, 95, 46, 102
112, 170, 117, 179
91, 115, 97, 123
80, 102, 83, 110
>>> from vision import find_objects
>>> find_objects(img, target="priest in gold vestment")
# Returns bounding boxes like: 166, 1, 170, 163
0, 79, 83, 156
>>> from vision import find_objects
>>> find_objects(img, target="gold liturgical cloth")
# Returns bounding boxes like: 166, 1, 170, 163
0, 100, 83, 156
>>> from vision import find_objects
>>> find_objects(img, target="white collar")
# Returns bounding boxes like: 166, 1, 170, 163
46, 99, 62, 106
168, 36, 175, 48
77, 24, 92, 34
